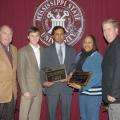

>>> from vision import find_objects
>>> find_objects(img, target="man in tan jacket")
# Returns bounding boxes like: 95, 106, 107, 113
17, 26, 44, 120
0, 25, 17, 120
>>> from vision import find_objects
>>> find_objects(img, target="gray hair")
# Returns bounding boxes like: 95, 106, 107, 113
0, 25, 13, 33
102, 19, 119, 29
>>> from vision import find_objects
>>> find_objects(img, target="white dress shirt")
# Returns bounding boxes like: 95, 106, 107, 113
30, 43, 40, 69
55, 42, 65, 64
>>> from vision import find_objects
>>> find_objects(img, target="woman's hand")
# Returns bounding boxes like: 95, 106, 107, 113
58, 75, 72, 83
67, 75, 72, 82
68, 83, 82, 89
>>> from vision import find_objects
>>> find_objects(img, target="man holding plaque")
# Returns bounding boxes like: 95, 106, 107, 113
69, 35, 102, 120
40, 26, 76, 120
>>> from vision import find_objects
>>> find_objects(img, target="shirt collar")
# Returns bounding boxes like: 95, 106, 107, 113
29, 43, 40, 50
0, 41, 10, 51
55, 42, 65, 48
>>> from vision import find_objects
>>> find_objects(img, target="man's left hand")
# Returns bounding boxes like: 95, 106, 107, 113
107, 95, 116, 102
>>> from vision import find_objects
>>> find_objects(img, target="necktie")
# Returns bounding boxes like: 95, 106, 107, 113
5, 46, 13, 67
58, 45, 63, 64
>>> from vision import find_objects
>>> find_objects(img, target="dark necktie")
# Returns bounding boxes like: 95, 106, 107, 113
7, 48, 13, 67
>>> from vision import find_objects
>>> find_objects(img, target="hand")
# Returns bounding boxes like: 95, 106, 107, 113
23, 92, 31, 99
58, 79, 68, 83
107, 95, 116, 102
66, 75, 72, 82
68, 83, 81, 89
58, 75, 72, 83
43, 81, 55, 87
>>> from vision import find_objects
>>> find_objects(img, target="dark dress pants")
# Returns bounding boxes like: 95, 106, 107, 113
0, 97, 15, 120
47, 94, 72, 120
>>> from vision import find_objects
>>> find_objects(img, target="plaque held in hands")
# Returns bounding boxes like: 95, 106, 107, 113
69, 71, 92, 86
45, 64, 67, 82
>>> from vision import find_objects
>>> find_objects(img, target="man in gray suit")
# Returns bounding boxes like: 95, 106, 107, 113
41, 26, 76, 120
17, 26, 44, 120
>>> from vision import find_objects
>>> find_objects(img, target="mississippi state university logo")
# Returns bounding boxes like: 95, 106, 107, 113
33, 0, 85, 46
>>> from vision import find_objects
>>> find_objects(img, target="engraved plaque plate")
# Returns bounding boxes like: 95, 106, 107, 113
45, 64, 67, 82
69, 71, 92, 86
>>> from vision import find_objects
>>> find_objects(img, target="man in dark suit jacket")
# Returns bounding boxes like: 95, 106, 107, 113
102, 19, 120, 120
17, 26, 44, 120
40, 26, 76, 120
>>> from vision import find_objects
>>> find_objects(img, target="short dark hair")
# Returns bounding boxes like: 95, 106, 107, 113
28, 26, 40, 35
51, 26, 66, 35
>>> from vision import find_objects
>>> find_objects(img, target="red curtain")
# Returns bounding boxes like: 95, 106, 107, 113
1, 0, 120, 119
0, 0, 120, 53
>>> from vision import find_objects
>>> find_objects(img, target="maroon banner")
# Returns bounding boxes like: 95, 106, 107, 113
0, 0, 120, 54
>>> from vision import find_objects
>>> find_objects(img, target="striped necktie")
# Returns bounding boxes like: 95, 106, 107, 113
58, 45, 63, 64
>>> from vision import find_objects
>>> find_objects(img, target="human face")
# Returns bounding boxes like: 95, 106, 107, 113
0, 25, 13, 46
83, 36, 94, 52
28, 32, 40, 46
53, 28, 65, 44
102, 23, 118, 43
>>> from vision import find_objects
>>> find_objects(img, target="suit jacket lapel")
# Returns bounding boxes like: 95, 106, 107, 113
40, 47, 44, 68
10, 45, 16, 69
52, 43, 69, 65
64, 44, 69, 64
0, 44, 13, 69
27, 45, 39, 71
52, 44, 60, 64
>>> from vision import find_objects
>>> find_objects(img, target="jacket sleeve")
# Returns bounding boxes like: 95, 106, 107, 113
68, 48, 77, 74
40, 49, 46, 85
82, 53, 103, 91
110, 43, 120, 98
17, 50, 29, 94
